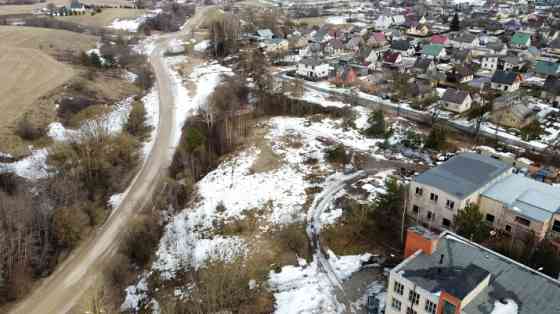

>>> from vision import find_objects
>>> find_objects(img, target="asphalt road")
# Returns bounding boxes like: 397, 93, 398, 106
7, 9, 211, 314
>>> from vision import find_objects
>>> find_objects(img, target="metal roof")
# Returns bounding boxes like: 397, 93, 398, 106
414, 153, 512, 200
397, 231, 560, 314
481, 174, 560, 222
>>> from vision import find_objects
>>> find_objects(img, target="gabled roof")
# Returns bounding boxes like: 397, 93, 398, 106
422, 44, 445, 57
300, 57, 326, 67
414, 152, 511, 199
383, 51, 401, 63
431, 34, 448, 45
453, 32, 477, 43
511, 32, 531, 46
535, 60, 560, 76
442, 88, 470, 104
491, 70, 521, 85
391, 39, 411, 51
414, 57, 434, 71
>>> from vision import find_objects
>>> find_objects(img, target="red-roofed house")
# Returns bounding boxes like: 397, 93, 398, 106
431, 35, 449, 45
383, 51, 402, 66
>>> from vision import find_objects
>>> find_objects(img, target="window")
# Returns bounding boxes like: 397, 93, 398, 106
415, 187, 423, 196
408, 291, 420, 305
430, 193, 438, 203
391, 297, 402, 311
446, 200, 455, 210
425, 300, 437, 314
412, 205, 420, 214
486, 214, 495, 224
505, 224, 512, 232
427, 211, 434, 220
393, 281, 404, 295
443, 301, 456, 314
442, 218, 451, 227
553, 220, 560, 233
406, 307, 417, 314
515, 216, 531, 227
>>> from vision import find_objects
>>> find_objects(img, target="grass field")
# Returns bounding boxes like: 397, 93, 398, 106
54, 8, 145, 28
0, 26, 98, 155
0, 0, 135, 16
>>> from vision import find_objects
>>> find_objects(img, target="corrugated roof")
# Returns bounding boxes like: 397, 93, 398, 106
481, 174, 560, 222
398, 231, 560, 314
414, 153, 511, 200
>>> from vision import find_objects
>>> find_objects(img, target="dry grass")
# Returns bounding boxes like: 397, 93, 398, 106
0, 26, 97, 55
294, 16, 327, 26
54, 8, 145, 28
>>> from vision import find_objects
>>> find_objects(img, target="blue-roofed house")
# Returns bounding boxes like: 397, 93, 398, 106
480, 174, 560, 240
408, 153, 513, 230
535, 60, 560, 78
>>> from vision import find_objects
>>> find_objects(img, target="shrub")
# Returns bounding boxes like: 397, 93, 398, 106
52, 207, 89, 248
325, 144, 349, 164
121, 217, 162, 267
125, 101, 152, 141
277, 224, 309, 257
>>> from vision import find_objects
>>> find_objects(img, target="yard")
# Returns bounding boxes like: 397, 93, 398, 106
0, 0, 134, 16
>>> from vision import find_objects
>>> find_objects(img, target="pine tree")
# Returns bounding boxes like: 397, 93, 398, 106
365, 110, 386, 138
453, 203, 490, 243
450, 12, 460, 31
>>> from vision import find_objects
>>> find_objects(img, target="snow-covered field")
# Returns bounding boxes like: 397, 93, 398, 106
123, 106, 391, 312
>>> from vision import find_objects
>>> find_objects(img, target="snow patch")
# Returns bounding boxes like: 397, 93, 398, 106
491, 299, 518, 314
0, 149, 48, 180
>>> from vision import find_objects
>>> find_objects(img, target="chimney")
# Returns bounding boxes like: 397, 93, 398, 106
404, 226, 440, 258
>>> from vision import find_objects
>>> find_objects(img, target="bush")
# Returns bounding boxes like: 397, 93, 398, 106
15, 113, 46, 141
121, 217, 162, 267
125, 101, 152, 141
325, 144, 349, 164
0, 172, 19, 195
52, 207, 89, 248
277, 224, 309, 258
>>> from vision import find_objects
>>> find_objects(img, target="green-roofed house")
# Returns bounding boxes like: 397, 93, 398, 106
535, 60, 560, 78
511, 32, 531, 49
421, 44, 446, 59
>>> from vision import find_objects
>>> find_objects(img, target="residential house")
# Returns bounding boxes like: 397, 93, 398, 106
490, 70, 523, 92
480, 174, 560, 240
386, 226, 560, 314
392, 15, 406, 26
430, 34, 449, 46
486, 41, 508, 55
410, 80, 435, 101
451, 32, 480, 49
511, 32, 532, 49
406, 22, 430, 37
502, 56, 525, 71
408, 153, 512, 229
422, 44, 446, 59
332, 65, 358, 87
412, 58, 436, 74
346, 35, 364, 52
367, 32, 387, 48
535, 60, 560, 77
383, 51, 402, 66
296, 57, 331, 81
324, 39, 346, 56
541, 76, 560, 104
374, 15, 393, 30
481, 55, 499, 71
447, 65, 474, 83
450, 49, 472, 65
441, 88, 472, 113
390, 39, 415, 57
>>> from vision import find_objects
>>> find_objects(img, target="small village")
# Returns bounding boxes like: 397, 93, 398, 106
3, 0, 560, 313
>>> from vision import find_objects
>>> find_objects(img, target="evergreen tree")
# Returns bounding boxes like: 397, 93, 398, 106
365, 110, 386, 138
89, 52, 102, 68
453, 203, 490, 243
450, 12, 460, 31
424, 125, 448, 150
125, 101, 152, 141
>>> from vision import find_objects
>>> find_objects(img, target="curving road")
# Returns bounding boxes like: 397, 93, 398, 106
8, 9, 211, 314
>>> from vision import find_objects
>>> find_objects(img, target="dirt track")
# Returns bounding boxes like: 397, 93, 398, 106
7, 9, 211, 314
